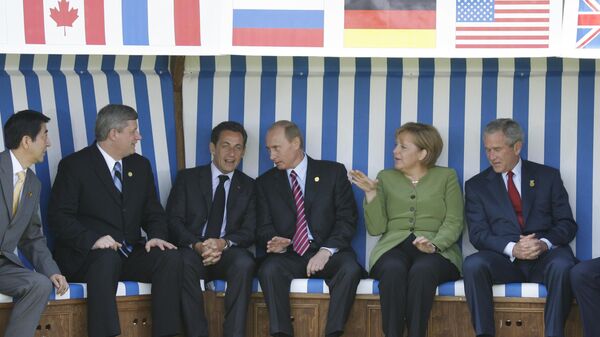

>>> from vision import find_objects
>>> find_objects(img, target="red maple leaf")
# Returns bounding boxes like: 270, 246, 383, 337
49, 0, 79, 36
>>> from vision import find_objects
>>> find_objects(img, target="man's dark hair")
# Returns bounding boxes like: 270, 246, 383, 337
210, 121, 248, 147
3, 110, 51, 150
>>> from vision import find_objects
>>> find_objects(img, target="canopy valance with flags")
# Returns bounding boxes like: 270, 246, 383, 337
0, 0, 598, 58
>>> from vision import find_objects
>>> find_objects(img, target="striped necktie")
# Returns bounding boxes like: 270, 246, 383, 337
290, 170, 309, 256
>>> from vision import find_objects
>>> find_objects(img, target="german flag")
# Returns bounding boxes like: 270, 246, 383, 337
344, 0, 436, 48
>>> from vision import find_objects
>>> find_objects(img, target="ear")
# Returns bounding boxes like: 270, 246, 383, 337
20, 135, 32, 149
418, 148, 428, 162
292, 137, 301, 150
209, 142, 216, 156
513, 141, 523, 156
108, 128, 118, 141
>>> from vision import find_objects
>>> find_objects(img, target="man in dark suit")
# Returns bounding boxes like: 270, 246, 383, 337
257, 120, 362, 337
48, 104, 182, 337
0, 110, 68, 337
167, 121, 256, 337
463, 118, 577, 337
570, 258, 600, 337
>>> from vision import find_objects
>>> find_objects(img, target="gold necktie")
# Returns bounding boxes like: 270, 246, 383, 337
12, 171, 26, 216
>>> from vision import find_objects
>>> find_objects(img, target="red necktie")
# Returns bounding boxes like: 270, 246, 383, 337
507, 171, 524, 230
290, 170, 310, 256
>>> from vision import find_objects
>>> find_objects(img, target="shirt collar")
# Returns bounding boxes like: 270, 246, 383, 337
211, 162, 234, 181
503, 158, 522, 179
9, 150, 26, 175
97, 143, 121, 173
287, 153, 307, 180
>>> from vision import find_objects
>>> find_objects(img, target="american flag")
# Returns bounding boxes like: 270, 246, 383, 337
577, 0, 600, 48
455, 0, 550, 48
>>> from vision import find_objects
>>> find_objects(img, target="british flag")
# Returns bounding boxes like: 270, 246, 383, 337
577, 0, 600, 48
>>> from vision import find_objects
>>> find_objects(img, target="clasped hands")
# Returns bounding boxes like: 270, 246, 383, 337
266, 236, 332, 277
512, 234, 548, 260
194, 238, 228, 266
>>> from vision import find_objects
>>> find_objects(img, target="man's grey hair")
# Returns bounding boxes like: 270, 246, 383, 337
95, 104, 138, 141
483, 118, 524, 146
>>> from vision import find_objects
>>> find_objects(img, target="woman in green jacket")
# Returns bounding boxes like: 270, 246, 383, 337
350, 122, 464, 337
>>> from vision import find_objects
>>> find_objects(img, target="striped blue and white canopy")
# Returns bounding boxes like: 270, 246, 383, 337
0, 54, 178, 251
183, 56, 600, 269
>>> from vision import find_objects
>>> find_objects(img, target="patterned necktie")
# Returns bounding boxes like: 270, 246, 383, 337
290, 170, 310, 256
113, 162, 123, 193
12, 171, 26, 216
507, 171, 524, 230
205, 174, 229, 239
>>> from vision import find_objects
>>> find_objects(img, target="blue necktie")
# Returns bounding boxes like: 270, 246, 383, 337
113, 162, 122, 193
113, 162, 132, 257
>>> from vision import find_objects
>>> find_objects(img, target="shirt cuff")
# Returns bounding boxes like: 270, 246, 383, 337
504, 242, 516, 261
320, 247, 338, 255
540, 238, 553, 250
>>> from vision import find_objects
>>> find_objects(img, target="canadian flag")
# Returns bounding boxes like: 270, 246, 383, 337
7, 0, 201, 46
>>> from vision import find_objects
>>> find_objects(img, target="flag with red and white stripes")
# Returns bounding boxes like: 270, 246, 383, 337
455, 0, 550, 49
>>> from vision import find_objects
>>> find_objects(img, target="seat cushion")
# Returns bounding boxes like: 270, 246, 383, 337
0, 281, 205, 303
207, 279, 548, 298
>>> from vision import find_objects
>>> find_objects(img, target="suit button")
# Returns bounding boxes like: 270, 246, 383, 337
410, 207, 415, 212
409, 227, 415, 232
410, 195, 416, 199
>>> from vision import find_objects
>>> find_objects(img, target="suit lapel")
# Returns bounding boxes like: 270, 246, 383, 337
89, 146, 122, 205
0, 151, 14, 219
14, 170, 36, 220
520, 160, 536, 226
274, 169, 295, 214
198, 166, 213, 214
487, 169, 521, 230
226, 170, 242, 231
303, 158, 318, 219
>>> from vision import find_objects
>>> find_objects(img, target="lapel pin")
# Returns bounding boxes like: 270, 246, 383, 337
314, 176, 320, 182
27, 191, 32, 198
128, 171, 133, 177
529, 180, 535, 187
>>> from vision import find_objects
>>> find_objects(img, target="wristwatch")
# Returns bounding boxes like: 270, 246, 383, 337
223, 239, 231, 250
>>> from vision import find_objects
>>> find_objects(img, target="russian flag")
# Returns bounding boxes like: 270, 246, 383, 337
232, 0, 324, 47
16, 0, 201, 46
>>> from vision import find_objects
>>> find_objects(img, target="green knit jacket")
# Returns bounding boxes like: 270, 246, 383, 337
364, 166, 464, 273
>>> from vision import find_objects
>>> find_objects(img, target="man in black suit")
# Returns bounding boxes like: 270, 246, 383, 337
48, 104, 182, 337
463, 118, 577, 337
167, 121, 256, 337
257, 120, 362, 337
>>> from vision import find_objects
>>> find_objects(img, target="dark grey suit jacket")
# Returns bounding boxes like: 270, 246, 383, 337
465, 159, 578, 254
0, 150, 59, 277
256, 156, 357, 251
166, 164, 256, 248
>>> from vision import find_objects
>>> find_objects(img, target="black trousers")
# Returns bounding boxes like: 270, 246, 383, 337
570, 257, 600, 337
463, 246, 576, 337
257, 249, 362, 337
370, 235, 460, 337
180, 247, 256, 337
69, 246, 183, 337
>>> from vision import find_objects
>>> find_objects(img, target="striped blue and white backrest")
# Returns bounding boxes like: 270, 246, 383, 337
0, 54, 178, 252
182, 56, 600, 270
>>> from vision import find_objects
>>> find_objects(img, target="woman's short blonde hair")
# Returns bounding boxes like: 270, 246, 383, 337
395, 122, 443, 168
